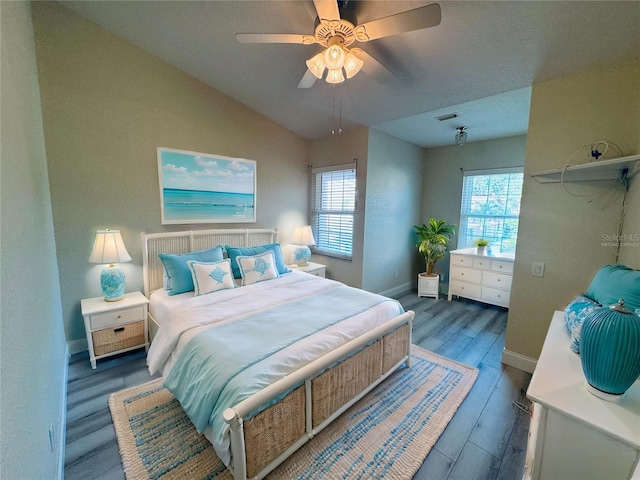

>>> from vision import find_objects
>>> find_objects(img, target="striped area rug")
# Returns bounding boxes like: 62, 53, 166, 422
109, 346, 477, 480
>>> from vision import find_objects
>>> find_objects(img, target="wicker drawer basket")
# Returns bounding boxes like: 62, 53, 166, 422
92, 321, 145, 356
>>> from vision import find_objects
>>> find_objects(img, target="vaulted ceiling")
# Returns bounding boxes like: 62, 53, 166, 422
61, 1, 640, 147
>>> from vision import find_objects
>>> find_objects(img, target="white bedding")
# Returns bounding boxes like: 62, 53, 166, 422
146, 270, 404, 465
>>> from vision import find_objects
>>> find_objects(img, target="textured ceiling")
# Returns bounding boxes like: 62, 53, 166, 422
61, 0, 640, 147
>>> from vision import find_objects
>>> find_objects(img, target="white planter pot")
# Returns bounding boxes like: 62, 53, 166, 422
418, 273, 439, 299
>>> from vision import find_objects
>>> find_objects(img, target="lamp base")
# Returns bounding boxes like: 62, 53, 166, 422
584, 380, 625, 403
292, 246, 311, 266
101, 266, 126, 302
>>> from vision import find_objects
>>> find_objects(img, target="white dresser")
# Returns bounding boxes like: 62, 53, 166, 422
524, 311, 640, 480
447, 248, 514, 308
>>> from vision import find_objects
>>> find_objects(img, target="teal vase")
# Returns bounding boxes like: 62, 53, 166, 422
580, 299, 640, 400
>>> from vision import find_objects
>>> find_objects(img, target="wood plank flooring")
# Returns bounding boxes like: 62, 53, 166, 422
65, 293, 531, 480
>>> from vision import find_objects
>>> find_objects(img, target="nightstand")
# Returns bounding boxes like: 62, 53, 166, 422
289, 262, 326, 278
81, 291, 149, 369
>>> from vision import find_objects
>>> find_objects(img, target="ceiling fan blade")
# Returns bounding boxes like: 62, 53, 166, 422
313, 0, 340, 21
354, 3, 441, 42
236, 33, 314, 45
297, 69, 319, 89
359, 50, 394, 84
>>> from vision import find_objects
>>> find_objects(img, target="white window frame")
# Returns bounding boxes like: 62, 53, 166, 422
458, 167, 524, 253
310, 163, 356, 260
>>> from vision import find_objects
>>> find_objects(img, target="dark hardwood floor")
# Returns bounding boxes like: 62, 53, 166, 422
65, 293, 531, 480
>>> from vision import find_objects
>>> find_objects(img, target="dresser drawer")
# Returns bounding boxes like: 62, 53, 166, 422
491, 259, 514, 274
472, 257, 491, 270
482, 271, 513, 290
92, 320, 145, 356
450, 280, 482, 299
451, 266, 482, 284
450, 254, 473, 268
482, 286, 510, 307
89, 306, 145, 330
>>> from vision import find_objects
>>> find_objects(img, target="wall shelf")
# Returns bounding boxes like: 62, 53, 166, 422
531, 154, 640, 183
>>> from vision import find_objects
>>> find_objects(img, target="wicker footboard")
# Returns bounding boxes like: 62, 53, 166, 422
230, 315, 413, 480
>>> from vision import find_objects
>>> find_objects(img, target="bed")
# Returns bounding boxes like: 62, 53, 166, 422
141, 228, 414, 480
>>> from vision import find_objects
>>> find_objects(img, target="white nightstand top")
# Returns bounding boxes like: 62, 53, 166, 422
288, 262, 325, 272
81, 291, 148, 316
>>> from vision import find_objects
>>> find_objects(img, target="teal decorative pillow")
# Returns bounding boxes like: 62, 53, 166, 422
585, 265, 640, 312
237, 251, 279, 286
159, 246, 224, 295
225, 243, 290, 279
187, 259, 235, 296
564, 295, 600, 353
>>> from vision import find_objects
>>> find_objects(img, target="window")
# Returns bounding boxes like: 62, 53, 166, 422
311, 163, 356, 259
458, 167, 524, 253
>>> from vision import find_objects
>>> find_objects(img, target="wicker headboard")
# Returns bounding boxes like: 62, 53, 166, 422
140, 228, 278, 296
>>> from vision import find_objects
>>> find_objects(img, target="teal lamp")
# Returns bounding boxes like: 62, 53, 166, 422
89, 229, 131, 302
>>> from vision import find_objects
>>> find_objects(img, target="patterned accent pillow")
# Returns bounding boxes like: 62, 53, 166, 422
187, 259, 235, 296
564, 295, 601, 353
236, 251, 279, 286
225, 244, 291, 279
159, 246, 224, 295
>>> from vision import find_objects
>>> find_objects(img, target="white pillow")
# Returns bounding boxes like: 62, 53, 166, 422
187, 259, 236, 296
237, 251, 279, 286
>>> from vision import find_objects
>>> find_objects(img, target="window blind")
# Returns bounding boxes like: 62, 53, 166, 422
311, 163, 356, 258
458, 167, 524, 253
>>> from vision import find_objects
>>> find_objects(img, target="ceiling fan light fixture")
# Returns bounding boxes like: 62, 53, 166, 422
324, 43, 346, 70
455, 127, 468, 147
344, 49, 364, 79
326, 68, 345, 84
306, 53, 326, 80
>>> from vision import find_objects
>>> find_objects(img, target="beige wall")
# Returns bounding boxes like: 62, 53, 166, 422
308, 127, 370, 288
421, 135, 527, 282
618, 177, 640, 268
363, 130, 424, 294
1, 2, 67, 476
32, 2, 309, 349
507, 59, 640, 363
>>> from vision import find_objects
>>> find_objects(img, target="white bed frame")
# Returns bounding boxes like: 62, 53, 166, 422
140, 228, 414, 480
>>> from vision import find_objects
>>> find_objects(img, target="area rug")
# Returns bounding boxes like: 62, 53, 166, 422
109, 346, 477, 480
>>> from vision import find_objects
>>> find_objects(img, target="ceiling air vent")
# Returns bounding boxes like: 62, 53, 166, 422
435, 112, 458, 121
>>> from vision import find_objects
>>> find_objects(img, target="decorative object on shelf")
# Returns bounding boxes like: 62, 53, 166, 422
580, 298, 640, 402
455, 126, 467, 147
89, 229, 132, 302
291, 225, 315, 266
414, 218, 455, 298
474, 238, 489, 253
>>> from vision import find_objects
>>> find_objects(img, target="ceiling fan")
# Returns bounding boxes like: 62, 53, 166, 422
236, 0, 441, 88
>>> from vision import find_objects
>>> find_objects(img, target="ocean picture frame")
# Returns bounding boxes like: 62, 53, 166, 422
157, 147, 256, 224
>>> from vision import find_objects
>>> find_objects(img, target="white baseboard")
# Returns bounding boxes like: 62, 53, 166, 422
501, 348, 537, 373
378, 281, 413, 298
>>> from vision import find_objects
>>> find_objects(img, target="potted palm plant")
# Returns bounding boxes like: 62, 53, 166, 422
414, 218, 456, 298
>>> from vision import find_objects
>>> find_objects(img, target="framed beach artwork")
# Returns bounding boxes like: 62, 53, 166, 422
157, 147, 256, 224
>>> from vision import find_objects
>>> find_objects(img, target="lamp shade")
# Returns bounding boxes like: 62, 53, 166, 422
291, 226, 315, 246
89, 230, 131, 302
89, 230, 131, 264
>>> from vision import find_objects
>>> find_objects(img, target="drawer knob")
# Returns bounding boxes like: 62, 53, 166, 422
497, 279, 501, 282
114, 327, 125, 333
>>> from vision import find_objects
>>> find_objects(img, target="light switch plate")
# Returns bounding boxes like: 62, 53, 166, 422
532, 261, 545, 277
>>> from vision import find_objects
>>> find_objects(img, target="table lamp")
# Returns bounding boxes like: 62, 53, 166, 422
291, 225, 315, 266
89, 229, 132, 301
